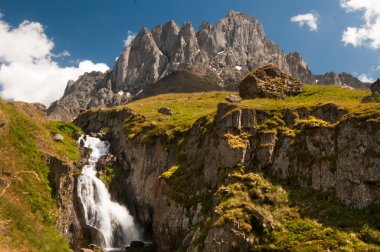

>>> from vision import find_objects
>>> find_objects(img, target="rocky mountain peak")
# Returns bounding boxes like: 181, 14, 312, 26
109, 10, 291, 93
286, 52, 313, 84
226, 9, 239, 17
48, 11, 368, 121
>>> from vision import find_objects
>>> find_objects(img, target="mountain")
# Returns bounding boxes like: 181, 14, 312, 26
47, 71, 130, 121
111, 10, 291, 92
48, 11, 368, 121
314, 72, 370, 89
135, 70, 223, 100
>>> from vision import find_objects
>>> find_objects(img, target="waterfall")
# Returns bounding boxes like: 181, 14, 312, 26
77, 135, 141, 249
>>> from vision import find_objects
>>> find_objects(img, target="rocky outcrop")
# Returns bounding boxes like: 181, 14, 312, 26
48, 71, 131, 121
286, 52, 314, 84
239, 64, 303, 99
73, 101, 379, 251
47, 156, 82, 250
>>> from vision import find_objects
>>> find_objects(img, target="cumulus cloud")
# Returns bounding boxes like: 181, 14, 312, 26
358, 73, 375, 83
0, 14, 109, 106
124, 30, 136, 47
340, 0, 380, 49
291, 13, 319, 31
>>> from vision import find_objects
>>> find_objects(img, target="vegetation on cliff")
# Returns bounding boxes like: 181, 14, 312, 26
118, 85, 380, 143
74, 84, 380, 251
119, 85, 379, 250
0, 99, 79, 251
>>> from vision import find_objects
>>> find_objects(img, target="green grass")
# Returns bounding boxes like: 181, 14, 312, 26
45, 121, 82, 162
116, 85, 379, 143
0, 100, 70, 251
78, 85, 380, 250
122, 92, 232, 141
212, 167, 380, 251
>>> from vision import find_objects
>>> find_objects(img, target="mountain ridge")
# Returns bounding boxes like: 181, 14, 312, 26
47, 11, 369, 121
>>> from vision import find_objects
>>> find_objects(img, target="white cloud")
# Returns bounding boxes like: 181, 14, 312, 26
123, 30, 136, 47
0, 14, 109, 106
291, 13, 319, 32
358, 73, 375, 83
340, 0, 380, 49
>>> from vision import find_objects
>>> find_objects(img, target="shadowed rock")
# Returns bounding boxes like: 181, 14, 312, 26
239, 64, 303, 99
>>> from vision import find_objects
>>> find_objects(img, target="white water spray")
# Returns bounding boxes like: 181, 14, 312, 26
77, 135, 141, 249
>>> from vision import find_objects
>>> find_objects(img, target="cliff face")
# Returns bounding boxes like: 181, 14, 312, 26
315, 72, 370, 89
47, 71, 130, 121
47, 156, 82, 250
74, 99, 380, 251
111, 10, 291, 93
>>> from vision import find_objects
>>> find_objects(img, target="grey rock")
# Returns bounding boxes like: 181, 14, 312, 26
225, 94, 242, 103
371, 78, 380, 96
286, 52, 313, 84
314, 72, 343, 86
313, 72, 369, 89
47, 71, 131, 121
111, 10, 294, 93
52, 133, 64, 142
158, 107, 173, 115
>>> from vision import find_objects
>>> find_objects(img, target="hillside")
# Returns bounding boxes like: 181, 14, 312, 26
0, 100, 81, 251
134, 70, 223, 100
74, 86, 380, 251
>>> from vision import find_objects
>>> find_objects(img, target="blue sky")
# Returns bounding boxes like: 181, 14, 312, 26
0, 0, 380, 104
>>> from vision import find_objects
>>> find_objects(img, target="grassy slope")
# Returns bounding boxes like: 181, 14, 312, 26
116, 85, 380, 250
0, 100, 80, 251
120, 85, 380, 142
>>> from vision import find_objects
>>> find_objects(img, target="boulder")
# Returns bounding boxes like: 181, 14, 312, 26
158, 107, 173, 115
225, 94, 242, 103
52, 133, 64, 142
239, 64, 303, 99
130, 241, 145, 248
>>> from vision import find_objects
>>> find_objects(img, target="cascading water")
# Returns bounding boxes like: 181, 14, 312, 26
77, 135, 141, 250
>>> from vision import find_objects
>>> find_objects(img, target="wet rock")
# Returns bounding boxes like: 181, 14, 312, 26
158, 107, 173, 115
126, 241, 154, 251
225, 94, 242, 103
239, 64, 303, 99
52, 133, 64, 142
130, 241, 145, 248
96, 154, 117, 170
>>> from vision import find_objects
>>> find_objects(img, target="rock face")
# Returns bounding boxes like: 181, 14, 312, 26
286, 52, 314, 84
111, 10, 294, 92
47, 71, 130, 121
74, 102, 379, 251
371, 78, 380, 96
239, 64, 303, 99
47, 156, 82, 250
314, 72, 370, 88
